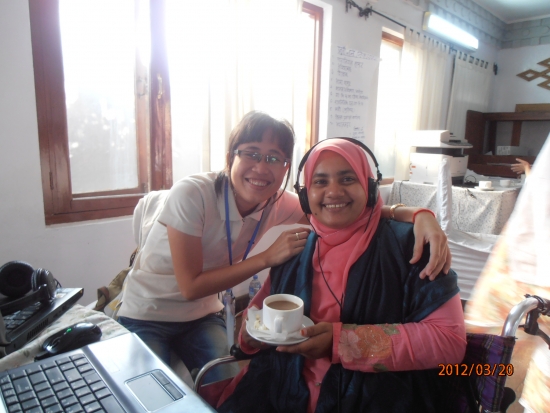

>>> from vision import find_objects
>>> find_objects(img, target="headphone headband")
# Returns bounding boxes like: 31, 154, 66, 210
293, 137, 382, 192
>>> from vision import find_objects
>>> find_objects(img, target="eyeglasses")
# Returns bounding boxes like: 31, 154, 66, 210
233, 150, 290, 168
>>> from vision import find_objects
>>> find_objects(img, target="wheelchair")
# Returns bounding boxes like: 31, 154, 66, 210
194, 294, 550, 413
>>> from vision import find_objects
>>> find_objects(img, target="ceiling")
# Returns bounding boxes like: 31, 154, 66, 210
473, 0, 550, 23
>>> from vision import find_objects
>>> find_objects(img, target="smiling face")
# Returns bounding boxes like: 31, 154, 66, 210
307, 151, 367, 229
230, 129, 290, 216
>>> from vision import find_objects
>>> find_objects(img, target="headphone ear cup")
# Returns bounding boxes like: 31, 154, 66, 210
367, 178, 379, 208
298, 187, 312, 215
32, 268, 57, 305
0, 261, 34, 298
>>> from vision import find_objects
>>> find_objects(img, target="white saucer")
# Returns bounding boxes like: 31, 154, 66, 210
246, 315, 314, 346
474, 186, 494, 191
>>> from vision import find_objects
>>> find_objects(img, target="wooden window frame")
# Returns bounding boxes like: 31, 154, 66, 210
302, 1, 323, 149
29, 0, 172, 225
382, 31, 404, 48
30, 0, 321, 224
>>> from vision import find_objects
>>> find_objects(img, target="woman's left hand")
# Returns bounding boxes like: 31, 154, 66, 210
275, 322, 333, 359
410, 211, 451, 280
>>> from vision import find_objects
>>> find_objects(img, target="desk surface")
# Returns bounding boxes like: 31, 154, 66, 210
388, 181, 520, 235
0, 304, 129, 371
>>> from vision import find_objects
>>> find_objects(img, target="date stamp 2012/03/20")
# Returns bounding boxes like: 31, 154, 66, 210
438, 364, 514, 376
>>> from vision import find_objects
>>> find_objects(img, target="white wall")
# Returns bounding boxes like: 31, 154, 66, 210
317, 0, 426, 151
490, 44, 550, 155
492, 46, 550, 115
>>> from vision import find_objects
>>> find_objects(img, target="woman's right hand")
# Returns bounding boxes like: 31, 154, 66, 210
260, 227, 311, 268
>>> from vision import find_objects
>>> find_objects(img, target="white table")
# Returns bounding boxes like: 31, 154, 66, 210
387, 181, 521, 235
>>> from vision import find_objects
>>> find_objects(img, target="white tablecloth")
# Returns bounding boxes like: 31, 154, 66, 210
388, 181, 520, 235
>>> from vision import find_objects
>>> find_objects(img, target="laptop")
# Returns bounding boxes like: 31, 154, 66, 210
0, 287, 83, 357
0, 333, 215, 412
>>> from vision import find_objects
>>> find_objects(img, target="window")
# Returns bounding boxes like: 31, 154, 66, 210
30, 0, 322, 224
374, 32, 403, 181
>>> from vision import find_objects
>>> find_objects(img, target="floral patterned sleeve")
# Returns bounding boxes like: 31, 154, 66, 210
332, 294, 466, 372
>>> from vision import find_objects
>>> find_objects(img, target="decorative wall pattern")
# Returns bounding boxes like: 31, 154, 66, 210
502, 18, 550, 49
517, 58, 550, 91
426, 0, 550, 50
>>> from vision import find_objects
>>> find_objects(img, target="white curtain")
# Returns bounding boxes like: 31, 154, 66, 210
165, 0, 306, 180
399, 30, 452, 130
394, 30, 453, 180
446, 54, 493, 142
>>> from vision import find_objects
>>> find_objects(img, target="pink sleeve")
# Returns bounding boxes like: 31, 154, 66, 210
335, 294, 466, 371
237, 277, 272, 354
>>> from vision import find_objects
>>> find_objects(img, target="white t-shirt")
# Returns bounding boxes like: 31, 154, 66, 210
118, 172, 304, 322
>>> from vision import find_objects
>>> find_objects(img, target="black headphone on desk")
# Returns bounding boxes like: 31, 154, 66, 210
0, 261, 58, 315
293, 137, 383, 214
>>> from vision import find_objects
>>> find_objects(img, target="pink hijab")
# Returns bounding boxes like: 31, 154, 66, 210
303, 139, 383, 304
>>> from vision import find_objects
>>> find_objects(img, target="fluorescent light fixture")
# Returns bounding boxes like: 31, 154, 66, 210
423, 12, 479, 51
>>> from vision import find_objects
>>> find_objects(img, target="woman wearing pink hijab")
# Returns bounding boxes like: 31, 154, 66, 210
218, 138, 466, 413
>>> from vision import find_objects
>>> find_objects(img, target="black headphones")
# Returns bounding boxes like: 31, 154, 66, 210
0, 261, 58, 316
293, 137, 382, 215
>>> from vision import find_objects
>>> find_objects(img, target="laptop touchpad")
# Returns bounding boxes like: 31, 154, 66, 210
126, 370, 185, 411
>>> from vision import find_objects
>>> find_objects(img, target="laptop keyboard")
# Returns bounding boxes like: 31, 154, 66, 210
0, 353, 124, 413
3, 303, 42, 332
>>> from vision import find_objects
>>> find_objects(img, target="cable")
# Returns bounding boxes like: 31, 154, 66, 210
314, 204, 375, 312
316, 237, 343, 311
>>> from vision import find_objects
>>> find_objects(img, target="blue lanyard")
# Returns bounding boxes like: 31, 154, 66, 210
224, 179, 264, 266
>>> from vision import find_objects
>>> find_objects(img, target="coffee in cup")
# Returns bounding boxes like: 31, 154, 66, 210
267, 300, 300, 311
500, 179, 512, 187
263, 294, 304, 336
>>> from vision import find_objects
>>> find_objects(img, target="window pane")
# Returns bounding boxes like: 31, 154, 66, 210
374, 39, 402, 178
60, 0, 140, 194
165, 0, 211, 181
165, 1, 316, 183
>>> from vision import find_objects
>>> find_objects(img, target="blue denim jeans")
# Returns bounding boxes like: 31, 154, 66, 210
118, 313, 238, 384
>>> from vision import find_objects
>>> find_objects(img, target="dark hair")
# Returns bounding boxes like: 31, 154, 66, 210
214, 111, 295, 197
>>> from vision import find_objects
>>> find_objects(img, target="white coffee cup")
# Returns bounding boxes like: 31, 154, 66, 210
262, 294, 304, 336
500, 179, 512, 187
479, 180, 492, 189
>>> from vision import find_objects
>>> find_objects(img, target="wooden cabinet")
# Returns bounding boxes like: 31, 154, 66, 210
465, 110, 549, 177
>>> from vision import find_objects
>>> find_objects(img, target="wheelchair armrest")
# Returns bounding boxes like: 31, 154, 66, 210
194, 354, 237, 392
502, 294, 550, 337
194, 344, 267, 392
